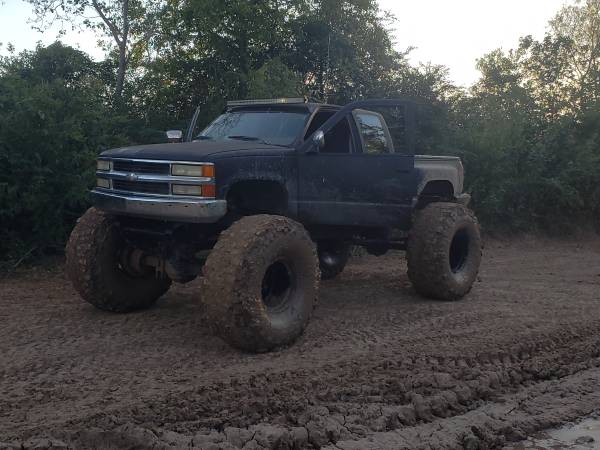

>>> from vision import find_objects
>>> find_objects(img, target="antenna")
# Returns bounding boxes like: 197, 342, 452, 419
323, 32, 331, 103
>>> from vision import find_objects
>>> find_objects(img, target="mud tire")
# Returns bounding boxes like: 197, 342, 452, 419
202, 215, 319, 352
318, 241, 351, 280
65, 207, 171, 312
407, 202, 481, 301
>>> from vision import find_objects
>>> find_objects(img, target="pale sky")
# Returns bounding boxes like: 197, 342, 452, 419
0, 0, 572, 87
379, 0, 571, 86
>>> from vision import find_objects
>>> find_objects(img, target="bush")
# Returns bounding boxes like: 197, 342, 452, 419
451, 104, 600, 233
0, 43, 128, 261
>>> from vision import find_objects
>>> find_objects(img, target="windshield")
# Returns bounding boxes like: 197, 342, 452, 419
199, 110, 309, 146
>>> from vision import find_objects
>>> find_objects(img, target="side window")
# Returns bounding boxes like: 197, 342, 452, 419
354, 111, 393, 154
304, 111, 332, 138
305, 111, 353, 154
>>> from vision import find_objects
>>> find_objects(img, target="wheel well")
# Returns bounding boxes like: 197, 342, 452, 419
226, 180, 288, 215
417, 180, 455, 208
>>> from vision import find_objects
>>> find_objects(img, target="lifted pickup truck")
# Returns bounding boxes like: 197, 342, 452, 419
66, 98, 482, 352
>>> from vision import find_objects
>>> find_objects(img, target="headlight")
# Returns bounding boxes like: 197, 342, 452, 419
171, 164, 214, 177
97, 160, 111, 171
172, 184, 204, 196
172, 184, 216, 197
97, 178, 110, 189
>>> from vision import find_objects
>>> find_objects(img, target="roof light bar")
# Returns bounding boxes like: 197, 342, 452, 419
227, 98, 307, 107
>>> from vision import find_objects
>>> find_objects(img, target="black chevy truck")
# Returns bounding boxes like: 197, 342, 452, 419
66, 98, 482, 352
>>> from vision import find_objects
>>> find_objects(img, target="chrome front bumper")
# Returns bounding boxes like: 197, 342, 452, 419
91, 189, 227, 223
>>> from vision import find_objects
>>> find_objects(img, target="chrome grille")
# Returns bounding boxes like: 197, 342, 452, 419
96, 158, 215, 199
112, 160, 170, 175
113, 180, 170, 195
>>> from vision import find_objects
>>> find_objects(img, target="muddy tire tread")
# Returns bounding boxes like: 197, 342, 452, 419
407, 202, 481, 301
65, 207, 171, 312
202, 214, 319, 352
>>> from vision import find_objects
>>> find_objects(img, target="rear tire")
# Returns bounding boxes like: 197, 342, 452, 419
407, 202, 481, 301
202, 215, 319, 352
318, 241, 351, 280
65, 207, 171, 312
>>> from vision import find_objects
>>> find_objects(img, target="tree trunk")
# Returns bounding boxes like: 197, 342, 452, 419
114, 0, 130, 102
115, 43, 127, 99
91, 0, 129, 102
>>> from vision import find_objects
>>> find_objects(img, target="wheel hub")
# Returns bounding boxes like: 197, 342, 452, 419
320, 251, 339, 267
449, 228, 470, 273
261, 260, 292, 310
119, 247, 149, 277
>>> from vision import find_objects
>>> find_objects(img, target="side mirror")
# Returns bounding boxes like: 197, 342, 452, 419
310, 130, 325, 152
166, 130, 183, 143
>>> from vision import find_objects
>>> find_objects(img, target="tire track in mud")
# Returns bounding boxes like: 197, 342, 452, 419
327, 366, 600, 450
12, 321, 600, 449
2, 241, 600, 449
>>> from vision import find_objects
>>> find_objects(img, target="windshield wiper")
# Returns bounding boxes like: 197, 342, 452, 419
194, 135, 213, 140
227, 135, 289, 147
227, 135, 262, 142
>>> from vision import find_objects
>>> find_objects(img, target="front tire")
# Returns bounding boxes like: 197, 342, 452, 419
202, 215, 319, 352
65, 207, 171, 312
407, 202, 481, 301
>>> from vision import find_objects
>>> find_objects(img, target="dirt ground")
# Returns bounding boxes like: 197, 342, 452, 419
1, 238, 600, 450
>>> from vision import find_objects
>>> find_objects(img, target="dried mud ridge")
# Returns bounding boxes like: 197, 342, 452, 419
1, 240, 600, 449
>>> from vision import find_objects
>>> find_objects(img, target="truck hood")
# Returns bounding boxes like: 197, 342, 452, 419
100, 140, 288, 161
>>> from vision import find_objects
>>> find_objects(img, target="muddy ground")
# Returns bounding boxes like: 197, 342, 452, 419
1, 238, 600, 449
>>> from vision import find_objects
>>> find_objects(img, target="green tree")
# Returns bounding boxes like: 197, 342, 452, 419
130, 0, 421, 130
450, 11, 600, 232
24, 0, 166, 101
0, 43, 127, 259
287, 0, 406, 103
550, 0, 600, 109
247, 58, 303, 99
123, 0, 300, 132
511, 0, 600, 117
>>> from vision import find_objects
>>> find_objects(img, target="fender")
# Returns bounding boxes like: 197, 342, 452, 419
414, 155, 464, 198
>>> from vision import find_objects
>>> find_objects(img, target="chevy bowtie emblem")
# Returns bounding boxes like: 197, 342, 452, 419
126, 173, 138, 182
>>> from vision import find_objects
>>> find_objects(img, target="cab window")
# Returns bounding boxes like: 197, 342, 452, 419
354, 111, 392, 154
304, 110, 353, 154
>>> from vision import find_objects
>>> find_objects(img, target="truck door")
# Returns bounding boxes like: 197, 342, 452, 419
297, 100, 417, 228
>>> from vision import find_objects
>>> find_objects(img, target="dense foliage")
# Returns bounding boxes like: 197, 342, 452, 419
448, 1, 600, 231
0, 43, 131, 259
1, 0, 599, 262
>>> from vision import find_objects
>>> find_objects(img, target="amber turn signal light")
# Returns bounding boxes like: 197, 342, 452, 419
202, 165, 215, 178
